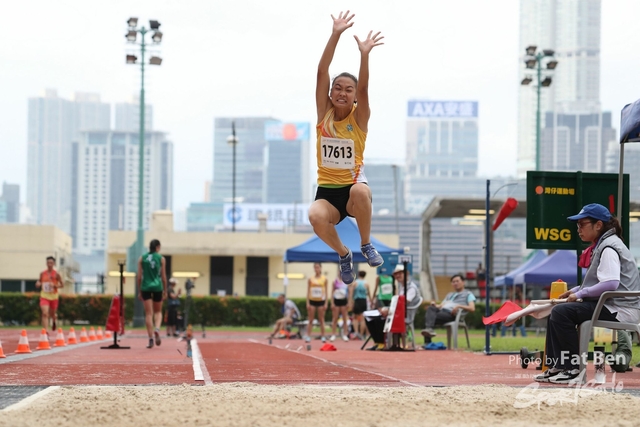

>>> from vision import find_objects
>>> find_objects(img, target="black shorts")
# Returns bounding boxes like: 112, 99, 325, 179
333, 298, 348, 307
352, 298, 367, 315
309, 300, 326, 308
315, 184, 369, 224
141, 291, 163, 302
377, 299, 391, 308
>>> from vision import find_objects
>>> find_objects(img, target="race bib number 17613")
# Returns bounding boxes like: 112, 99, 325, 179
321, 137, 355, 169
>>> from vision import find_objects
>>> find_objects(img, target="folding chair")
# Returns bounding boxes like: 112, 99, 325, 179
404, 297, 423, 350
444, 310, 471, 349
577, 291, 640, 382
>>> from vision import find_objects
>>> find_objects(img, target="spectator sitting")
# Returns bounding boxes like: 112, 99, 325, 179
269, 294, 301, 339
391, 264, 422, 325
421, 273, 476, 343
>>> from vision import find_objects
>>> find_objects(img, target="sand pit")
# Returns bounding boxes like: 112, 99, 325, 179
1, 383, 640, 427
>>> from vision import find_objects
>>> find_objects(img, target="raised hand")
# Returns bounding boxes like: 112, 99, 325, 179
331, 10, 355, 34
354, 31, 385, 54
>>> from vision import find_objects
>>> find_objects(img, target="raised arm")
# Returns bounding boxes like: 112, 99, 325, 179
316, 11, 355, 123
353, 30, 384, 133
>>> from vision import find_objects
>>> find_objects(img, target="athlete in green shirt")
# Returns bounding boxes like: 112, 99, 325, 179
137, 239, 167, 348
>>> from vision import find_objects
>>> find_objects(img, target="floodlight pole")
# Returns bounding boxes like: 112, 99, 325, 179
535, 54, 542, 171
126, 19, 161, 326
132, 26, 148, 327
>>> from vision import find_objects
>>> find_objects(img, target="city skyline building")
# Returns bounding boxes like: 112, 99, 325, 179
71, 130, 173, 253
0, 183, 20, 223
517, 0, 603, 176
211, 117, 274, 205
263, 121, 311, 205
406, 100, 479, 178
540, 107, 615, 172
27, 89, 110, 233
114, 96, 153, 132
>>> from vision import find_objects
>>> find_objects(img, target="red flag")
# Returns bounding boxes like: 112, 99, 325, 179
482, 301, 523, 325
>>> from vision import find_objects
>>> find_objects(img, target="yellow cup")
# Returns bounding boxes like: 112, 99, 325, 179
550, 280, 567, 299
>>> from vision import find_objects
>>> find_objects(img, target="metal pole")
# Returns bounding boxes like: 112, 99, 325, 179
484, 179, 491, 355
231, 121, 236, 233
133, 26, 147, 327
535, 53, 542, 171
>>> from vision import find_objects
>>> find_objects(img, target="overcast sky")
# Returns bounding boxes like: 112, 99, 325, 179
1, 0, 640, 212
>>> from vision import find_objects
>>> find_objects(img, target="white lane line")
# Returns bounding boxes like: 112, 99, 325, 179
2, 386, 60, 412
0, 340, 105, 364
191, 339, 213, 386
247, 339, 421, 387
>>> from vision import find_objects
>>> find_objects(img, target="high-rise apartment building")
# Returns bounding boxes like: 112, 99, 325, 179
406, 100, 479, 178
0, 183, 20, 223
211, 117, 274, 205
263, 121, 311, 204
114, 96, 153, 131
27, 90, 110, 232
71, 131, 173, 252
365, 162, 405, 215
211, 117, 311, 207
517, 0, 603, 176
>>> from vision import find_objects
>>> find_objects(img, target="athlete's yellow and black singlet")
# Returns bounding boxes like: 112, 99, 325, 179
316, 105, 367, 186
308, 275, 328, 302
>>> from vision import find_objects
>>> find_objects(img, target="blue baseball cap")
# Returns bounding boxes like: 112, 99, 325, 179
567, 203, 612, 222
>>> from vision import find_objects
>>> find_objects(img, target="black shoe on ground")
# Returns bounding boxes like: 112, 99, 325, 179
549, 369, 581, 384
146, 338, 154, 349
534, 368, 562, 383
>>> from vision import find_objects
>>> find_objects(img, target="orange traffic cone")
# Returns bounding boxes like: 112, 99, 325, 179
105, 330, 112, 339
67, 327, 78, 344
96, 326, 104, 340
88, 326, 97, 341
15, 329, 32, 354
53, 328, 66, 347
0, 338, 6, 358
36, 328, 51, 350
79, 327, 89, 343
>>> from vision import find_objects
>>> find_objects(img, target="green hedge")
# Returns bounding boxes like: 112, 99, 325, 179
0, 293, 529, 329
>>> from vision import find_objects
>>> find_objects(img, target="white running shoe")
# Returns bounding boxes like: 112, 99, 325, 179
342, 335, 349, 342
329, 335, 336, 342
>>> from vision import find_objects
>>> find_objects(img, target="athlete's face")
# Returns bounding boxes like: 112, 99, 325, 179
46, 259, 55, 270
314, 263, 322, 275
330, 77, 356, 108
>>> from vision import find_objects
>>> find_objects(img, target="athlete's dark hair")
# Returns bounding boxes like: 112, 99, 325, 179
149, 239, 161, 253
46, 256, 56, 263
450, 273, 465, 282
332, 72, 358, 87
597, 216, 623, 240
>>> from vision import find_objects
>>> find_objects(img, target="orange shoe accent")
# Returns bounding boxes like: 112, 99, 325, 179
15, 329, 32, 354
36, 328, 51, 350
88, 326, 97, 341
67, 327, 78, 344
53, 328, 66, 347
0, 338, 5, 358
79, 327, 90, 343
105, 330, 113, 339
96, 326, 104, 340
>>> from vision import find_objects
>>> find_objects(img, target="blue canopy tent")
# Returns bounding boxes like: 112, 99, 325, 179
516, 250, 585, 287
494, 250, 547, 287
282, 218, 403, 297
284, 218, 403, 263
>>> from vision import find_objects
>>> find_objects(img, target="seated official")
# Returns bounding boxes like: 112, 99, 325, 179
268, 294, 301, 339
421, 274, 476, 343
